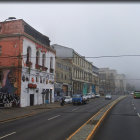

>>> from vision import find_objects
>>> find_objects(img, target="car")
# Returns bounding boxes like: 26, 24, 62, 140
105, 94, 112, 100
86, 93, 92, 99
91, 93, 96, 99
64, 96, 72, 103
95, 94, 100, 98
72, 94, 87, 105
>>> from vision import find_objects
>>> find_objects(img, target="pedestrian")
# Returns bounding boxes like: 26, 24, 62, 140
60, 97, 65, 106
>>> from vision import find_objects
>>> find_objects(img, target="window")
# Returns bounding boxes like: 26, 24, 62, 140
42, 54, 46, 67
36, 51, 40, 65
36, 76, 39, 83
27, 47, 31, 62
50, 57, 53, 69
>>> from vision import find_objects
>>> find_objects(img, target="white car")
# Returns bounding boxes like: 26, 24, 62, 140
86, 93, 92, 99
91, 94, 96, 99
95, 94, 100, 98
64, 96, 72, 104
105, 94, 112, 100
83, 95, 88, 100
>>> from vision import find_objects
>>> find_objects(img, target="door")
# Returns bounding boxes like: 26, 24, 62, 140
30, 94, 34, 106
50, 89, 52, 103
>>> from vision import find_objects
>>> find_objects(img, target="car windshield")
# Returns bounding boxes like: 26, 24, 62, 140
72, 94, 81, 98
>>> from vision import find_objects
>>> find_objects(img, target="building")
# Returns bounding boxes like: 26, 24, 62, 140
0, 18, 55, 107
99, 68, 126, 95
115, 74, 126, 94
52, 44, 98, 95
54, 57, 72, 99
92, 65, 99, 94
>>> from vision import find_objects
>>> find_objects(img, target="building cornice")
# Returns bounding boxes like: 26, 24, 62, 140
0, 33, 56, 54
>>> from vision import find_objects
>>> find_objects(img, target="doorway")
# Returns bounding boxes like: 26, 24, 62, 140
30, 94, 34, 106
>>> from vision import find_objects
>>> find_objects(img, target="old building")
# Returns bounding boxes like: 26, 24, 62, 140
115, 74, 126, 94
54, 57, 72, 99
99, 68, 126, 95
0, 19, 55, 107
52, 44, 97, 95
92, 65, 99, 94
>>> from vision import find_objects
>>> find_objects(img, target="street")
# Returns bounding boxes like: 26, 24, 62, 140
93, 95, 140, 140
0, 96, 119, 140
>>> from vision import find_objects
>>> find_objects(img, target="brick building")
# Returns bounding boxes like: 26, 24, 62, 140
0, 19, 55, 107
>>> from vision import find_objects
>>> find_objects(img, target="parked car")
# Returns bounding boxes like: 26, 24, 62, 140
95, 93, 100, 98
64, 96, 72, 103
83, 95, 88, 103
91, 93, 96, 99
105, 94, 112, 100
72, 94, 87, 105
86, 93, 92, 99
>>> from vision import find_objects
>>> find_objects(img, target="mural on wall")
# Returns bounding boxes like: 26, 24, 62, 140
0, 69, 20, 107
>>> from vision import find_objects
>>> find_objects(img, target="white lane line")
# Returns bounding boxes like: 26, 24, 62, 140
48, 115, 61, 121
72, 108, 79, 112
0, 132, 16, 139
134, 107, 136, 110
137, 113, 140, 118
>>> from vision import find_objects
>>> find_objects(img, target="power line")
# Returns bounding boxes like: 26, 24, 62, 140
1, 54, 140, 59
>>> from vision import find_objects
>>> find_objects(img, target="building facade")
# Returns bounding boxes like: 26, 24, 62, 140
0, 19, 55, 107
99, 68, 126, 95
52, 44, 98, 95
92, 65, 99, 94
54, 57, 72, 99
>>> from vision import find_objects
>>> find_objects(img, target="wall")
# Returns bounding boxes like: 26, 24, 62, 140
20, 38, 55, 107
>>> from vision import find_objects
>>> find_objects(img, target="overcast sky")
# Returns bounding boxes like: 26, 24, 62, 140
0, 3, 140, 88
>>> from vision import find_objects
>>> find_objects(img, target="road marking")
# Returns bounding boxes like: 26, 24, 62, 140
48, 115, 61, 120
134, 107, 136, 110
137, 113, 140, 118
72, 108, 79, 111
0, 132, 16, 139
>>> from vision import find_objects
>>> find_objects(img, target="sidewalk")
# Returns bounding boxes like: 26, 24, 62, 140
0, 102, 64, 123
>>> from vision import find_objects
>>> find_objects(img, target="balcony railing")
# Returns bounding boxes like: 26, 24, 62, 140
42, 66, 48, 71
35, 64, 42, 70
26, 61, 32, 67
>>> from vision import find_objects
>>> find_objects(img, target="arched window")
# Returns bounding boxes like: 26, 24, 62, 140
27, 47, 31, 63
36, 51, 40, 65
50, 57, 53, 69
42, 54, 46, 67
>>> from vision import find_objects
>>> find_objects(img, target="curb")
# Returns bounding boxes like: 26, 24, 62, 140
0, 104, 64, 123
0, 112, 36, 123
67, 96, 126, 140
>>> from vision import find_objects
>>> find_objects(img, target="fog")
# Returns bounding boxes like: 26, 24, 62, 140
0, 3, 140, 89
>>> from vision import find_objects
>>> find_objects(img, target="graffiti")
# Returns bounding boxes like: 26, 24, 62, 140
0, 93, 20, 107
0, 69, 20, 107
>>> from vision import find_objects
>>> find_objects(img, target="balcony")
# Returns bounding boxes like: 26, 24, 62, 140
26, 61, 32, 67
35, 64, 42, 70
42, 66, 48, 71
50, 68, 54, 73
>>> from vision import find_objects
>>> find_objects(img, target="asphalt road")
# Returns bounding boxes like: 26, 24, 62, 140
93, 95, 140, 140
0, 95, 119, 140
